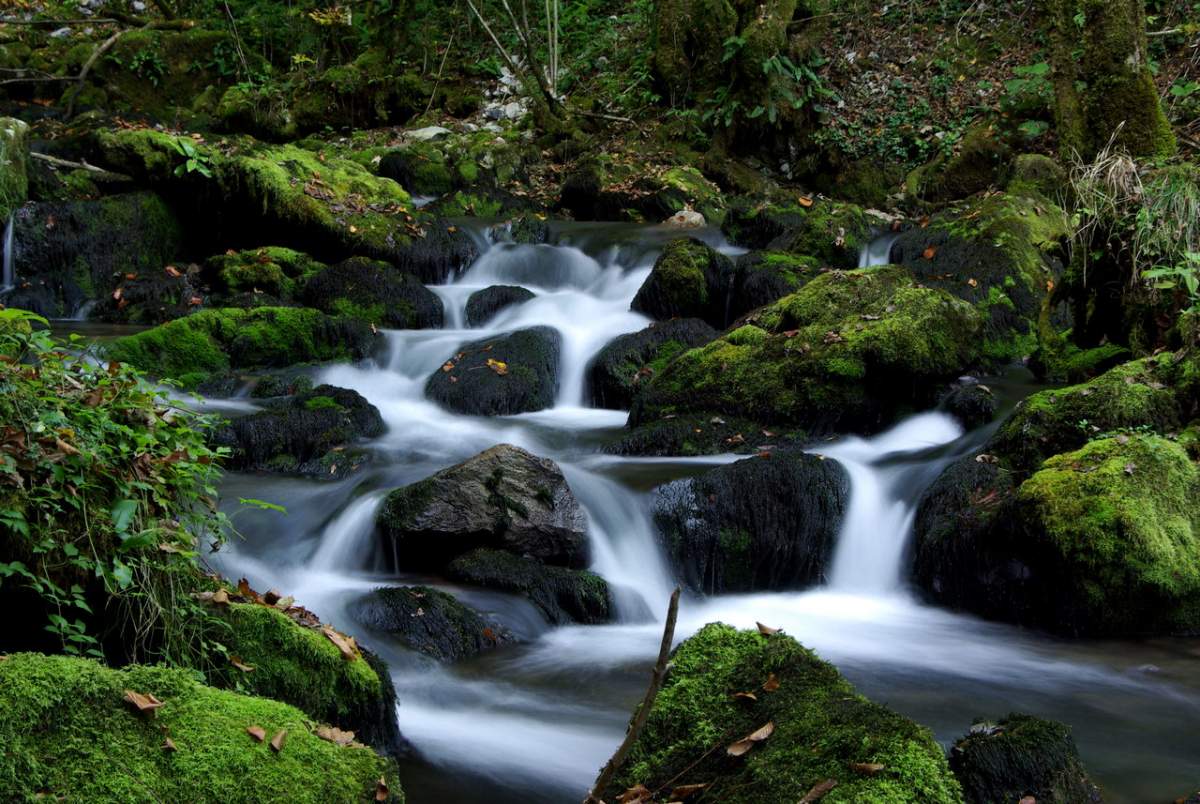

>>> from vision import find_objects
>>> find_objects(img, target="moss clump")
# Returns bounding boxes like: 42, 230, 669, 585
1013, 435, 1200, 634
604, 624, 962, 804
631, 238, 732, 325
632, 266, 983, 433
105, 307, 378, 381
204, 247, 326, 300
0, 116, 29, 220
906, 126, 1011, 203
0, 653, 401, 803
723, 197, 870, 269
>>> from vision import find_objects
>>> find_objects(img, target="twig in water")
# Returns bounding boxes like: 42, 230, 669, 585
584, 587, 681, 804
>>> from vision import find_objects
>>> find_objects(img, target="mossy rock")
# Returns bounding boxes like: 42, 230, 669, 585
445, 548, 612, 625
631, 266, 984, 434
351, 586, 515, 661
652, 450, 849, 593
106, 307, 379, 382
950, 715, 1101, 804
203, 246, 326, 302
905, 126, 1011, 204
630, 238, 733, 327
722, 197, 870, 269
602, 623, 963, 803
606, 413, 802, 457
1006, 154, 1067, 202
377, 142, 453, 196
915, 433, 1200, 636
728, 251, 824, 319
302, 257, 443, 329
426, 327, 560, 415
891, 192, 1070, 364
212, 385, 384, 480
0, 116, 29, 221
559, 158, 726, 224
465, 285, 536, 327
7, 192, 184, 321
0, 652, 402, 803
587, 318, 718, 410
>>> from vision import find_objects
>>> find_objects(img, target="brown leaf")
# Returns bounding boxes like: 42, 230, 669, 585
211, 588, 230, 606
230, 656, 255, 673
322, 626, 359, 661
798, 196, 815, 208
726, 721, 775, 757
762, 673, 780, 692
54, 438, 80, 456
270, 729, 287, 753
246, 725, 266, 742
618, 784, 653, 803
756, 622, 781, 636
850, 762, 885, 775
317, 725, 357, 746
669, 782, 709, 800
375, 777, 390, 802
486, 358, 509, 376
123, 690, 165, 717
1019, 798, 1036, 804
162, 737, 177, 752
922, 246, 938, 260
237, 578, 260, 602
733, 691, 758, 702
800, 779, 838, 802
441, 361, 455, 373
967, 278, 978, 288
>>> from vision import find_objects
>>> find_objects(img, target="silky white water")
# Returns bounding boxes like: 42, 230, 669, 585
204, 224, 1200, 803
1, 213, 14, 293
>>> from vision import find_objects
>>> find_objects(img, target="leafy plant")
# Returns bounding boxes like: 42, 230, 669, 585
172, 138, 214, 178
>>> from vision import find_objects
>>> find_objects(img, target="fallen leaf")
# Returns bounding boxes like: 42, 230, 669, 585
274, 595, 295, 610
798, 196, 815, 208
762, 673, 780, 692
165, 265, 182, 278
733, 691, 758, 702
1046, 279, 1055, 292
922, 246, 938, 260
162, 737, 177, 752
211, 588, 230, 606
238, 578, 260, 602
230, 656, 255, 673
850, 762, 885, 775
1019, 798, 1036, 804
726, 721, 775, 757
756, 622, 781, 636
246, 725, 266, 742
618, 784, 653, 803
123, 690, 165, 717
270, 729, 287, 753
322, 626, 359, 661
317, 725, 357, 746
441, 361, 455, 373
125, 273, 137, 281
376, 776, 390, 802
486, 358, 509, 376
800, 779, 838, 802
669, 782, 709, 800
967, 278, 978, 288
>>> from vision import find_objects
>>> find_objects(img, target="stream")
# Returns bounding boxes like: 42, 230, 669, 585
62, 222, 1200, 802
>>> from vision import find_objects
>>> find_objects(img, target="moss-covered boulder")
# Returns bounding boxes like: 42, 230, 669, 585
213, 385, 384, 479
652, 450, 848, 594
302, 257, 443, 329
940, 382, 1000, 430
465, 285, 536, 327
7, 192, 184, 321
107, 307, 379, 385
351, 586, 515, 661
203, 246, 326, 304
0, 653, 401, 803
0, 116, 29, 221
378, 444, 589, 570
722, 197, 871, 269
631, 238, 734, 326
600, 623, 962, 803
891, 193, 1071, 364
446, 548, 612, 625
914, 433, 1200, 635
426, 327, 560, 415
905, 126, 1011, 204
728, 251, 824, 320
588, 318, 718, 409
559, 160, 725, 224
487, 215, 550, 245
207, 601, 403, 755
631, 266, 984, 435
950, 715, 1101, 804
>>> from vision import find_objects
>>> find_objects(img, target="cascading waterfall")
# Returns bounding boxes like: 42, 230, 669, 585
200, 223, 1200, 804
1, 213, 14, 293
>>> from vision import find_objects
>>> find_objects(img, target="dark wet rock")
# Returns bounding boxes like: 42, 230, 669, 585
487, 216, 550, 245
630, 238, 733, 327
302, 256, 443, 329
587, 319, 717, 409
249, 368, 316, 399
378, 444, 589, 569
950, 714, 1102, 804
426, 327, 560, 415
446, 548, 612, 625
6, 192, 184, 322
194, 371, 244, 398
906, 126, 1012, 204
558, 162, 724, 224
722, 197, 870, 268
727, 251, 823, 320
652, 450, 849, 594
465, 285, 536, 327
941, 381, 999, 429
212, 385, 384, 480
606, 414, 800, 457
392, 219, 480, 284
350, 586, 515, 661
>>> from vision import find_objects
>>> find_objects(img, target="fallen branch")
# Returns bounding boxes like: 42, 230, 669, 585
584, 587, 681, 804
64, 27, 129, 119
30, 152, 132, 182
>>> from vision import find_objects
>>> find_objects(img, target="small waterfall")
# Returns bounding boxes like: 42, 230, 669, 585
308, 493, 385, 571
1, 214, 14, 293
858, 230, 901, 268
818, 412, 963, 593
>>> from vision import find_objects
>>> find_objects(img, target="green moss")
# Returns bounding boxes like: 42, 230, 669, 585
0, 653, 401, 803
606, 624, 962, 803
303, 395, 343, 412
106, 307, 376, 380
0, 117, 29, 220
206, 247, 325, 299
1017, 435, 1200, 632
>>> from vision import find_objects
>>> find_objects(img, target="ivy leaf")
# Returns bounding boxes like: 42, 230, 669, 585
111, 499, 138, 534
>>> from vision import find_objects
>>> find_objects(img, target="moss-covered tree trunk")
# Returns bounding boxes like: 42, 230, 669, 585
1047, 0, 1175, 160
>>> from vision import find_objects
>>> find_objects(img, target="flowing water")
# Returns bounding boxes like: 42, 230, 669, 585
176, 224, 1200, 803
2, 213, 14, 294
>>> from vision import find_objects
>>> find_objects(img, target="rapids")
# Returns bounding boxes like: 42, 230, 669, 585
197, 224, 1200, 803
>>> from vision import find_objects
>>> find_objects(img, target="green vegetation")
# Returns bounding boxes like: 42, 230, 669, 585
0, 117, 29, 220
604, 623, 962, 803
